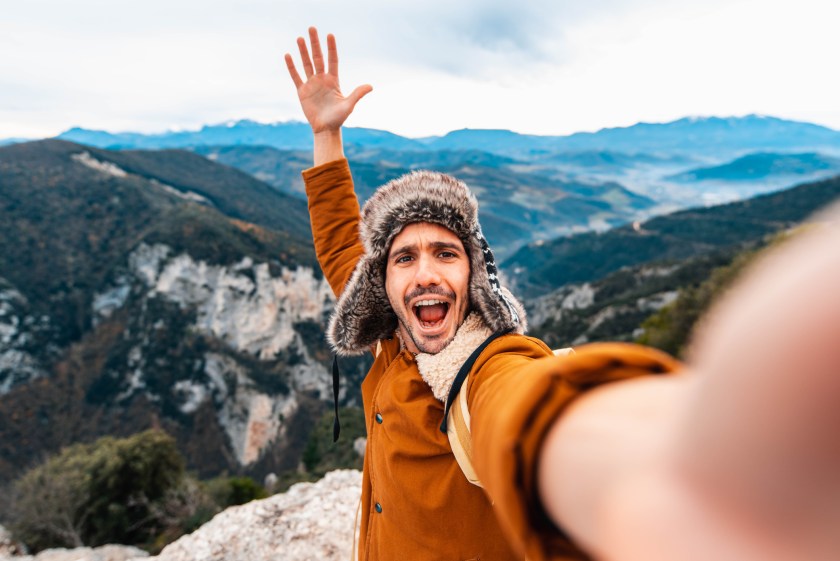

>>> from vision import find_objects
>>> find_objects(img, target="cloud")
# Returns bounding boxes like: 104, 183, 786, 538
2, 0, 839, 138
288, 0, 640, 80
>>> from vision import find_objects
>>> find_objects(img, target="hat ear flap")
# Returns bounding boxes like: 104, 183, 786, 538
328, 256, 397, 356
467, 240, 527, 335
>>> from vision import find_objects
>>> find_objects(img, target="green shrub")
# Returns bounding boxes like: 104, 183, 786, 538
203, 475, 267, 509
9, 429, 185, 552
302, 407, 366, 477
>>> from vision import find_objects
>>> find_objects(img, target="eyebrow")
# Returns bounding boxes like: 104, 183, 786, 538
389, 241, 463, 259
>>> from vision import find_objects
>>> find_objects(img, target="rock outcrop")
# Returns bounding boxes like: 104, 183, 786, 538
151, 470, 361, 561
0, 525, 26, 557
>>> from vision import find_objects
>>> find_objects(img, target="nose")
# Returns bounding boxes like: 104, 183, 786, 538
414, 255, 441, 287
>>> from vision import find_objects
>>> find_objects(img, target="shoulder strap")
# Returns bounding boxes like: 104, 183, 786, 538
440, 329, 510, 434
443, 336, 575, 488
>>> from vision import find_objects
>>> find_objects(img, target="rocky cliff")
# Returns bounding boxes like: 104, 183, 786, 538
0, 140, 358, 484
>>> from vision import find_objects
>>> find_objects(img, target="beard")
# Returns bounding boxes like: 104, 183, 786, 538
391, 286, 468, 354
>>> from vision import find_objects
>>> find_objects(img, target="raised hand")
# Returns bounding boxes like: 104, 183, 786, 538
285, 27, 372, 134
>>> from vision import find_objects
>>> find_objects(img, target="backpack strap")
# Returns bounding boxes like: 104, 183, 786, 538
440, 329, 509, 487
442, 335, 575, 488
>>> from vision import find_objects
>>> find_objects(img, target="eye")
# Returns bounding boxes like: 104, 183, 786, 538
438, 250, 458, 259
395, 254, 413, 264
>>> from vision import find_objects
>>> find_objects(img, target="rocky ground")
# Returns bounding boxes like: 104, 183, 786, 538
0, 470, 362, 561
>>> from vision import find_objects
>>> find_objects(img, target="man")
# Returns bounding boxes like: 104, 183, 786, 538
286, 28, 840, 561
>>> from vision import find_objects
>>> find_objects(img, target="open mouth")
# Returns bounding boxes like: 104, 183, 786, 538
413, 299, 451, 329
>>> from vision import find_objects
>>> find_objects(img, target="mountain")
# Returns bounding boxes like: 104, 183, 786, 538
57, 120, 425, 152
524, 247, 746, 349
504, 173, 840, 296
192, 145, 312, 197
48, 115, 840, 213
422, 115, 840, 159
51, 115, 840, 161
0, 139, 29, 147
551, 115, 840, 157
346, 146, 520, 169
534, 150, 696, 174
423, 128, 545, 154
345, 157, 657, 257
668, 152, 840, 182
189, 144, 656, 257
0, 140, 369, 486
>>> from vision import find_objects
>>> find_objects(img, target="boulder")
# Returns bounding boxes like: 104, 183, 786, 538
0, 541, 146, 561
152, 469, 362, 561
0, 525, 26, 557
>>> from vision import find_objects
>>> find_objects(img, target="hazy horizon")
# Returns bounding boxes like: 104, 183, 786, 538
6, 112, 840, 145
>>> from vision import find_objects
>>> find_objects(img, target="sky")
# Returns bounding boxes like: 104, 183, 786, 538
1, 0, 838, 140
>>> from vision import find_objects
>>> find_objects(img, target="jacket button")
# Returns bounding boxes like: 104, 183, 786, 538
375, 413, 383, 424
375, 502, 383, 513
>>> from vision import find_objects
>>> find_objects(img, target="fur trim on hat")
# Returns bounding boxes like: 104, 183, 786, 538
327, 170, 527, 356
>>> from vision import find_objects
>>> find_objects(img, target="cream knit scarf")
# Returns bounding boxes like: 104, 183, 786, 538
415, 312, 492, 402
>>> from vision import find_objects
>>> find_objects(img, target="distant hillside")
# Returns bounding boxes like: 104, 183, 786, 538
534, 150, 696, 174
553, 115, 840, 156
42, 115, 840, 214
1, 139, 311, 340
669, 152, 840, 182
346, 146, 520, 169
189, 144, 656, 258
505, 173, 840, 296
51, 115, 840, 161
57, 120, 425, 152
0, 140, 368, 487
422, 115, 840, 158
190, 145, 312, 197
525, 247, 745, 348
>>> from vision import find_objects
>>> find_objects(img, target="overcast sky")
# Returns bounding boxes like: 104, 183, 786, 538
2, 0, 838, 139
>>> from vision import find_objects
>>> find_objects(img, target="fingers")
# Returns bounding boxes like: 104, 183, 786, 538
347, 84, 373, 108
327, 33, 338, 77
296, 37, 314, 78
284, 53, 303, 88
309, 27, 325, 74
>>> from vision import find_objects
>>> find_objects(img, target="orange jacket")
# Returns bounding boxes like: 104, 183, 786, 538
302, 159, 680, 561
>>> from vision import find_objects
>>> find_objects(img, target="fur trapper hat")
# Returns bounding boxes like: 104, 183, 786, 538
327, 170, 527, 356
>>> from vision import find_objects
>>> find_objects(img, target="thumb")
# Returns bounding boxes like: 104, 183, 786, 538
347, 84, 373, 109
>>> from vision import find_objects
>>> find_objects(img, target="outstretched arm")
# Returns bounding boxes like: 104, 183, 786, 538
285, 27, 372, 166
538, 209, 840, 560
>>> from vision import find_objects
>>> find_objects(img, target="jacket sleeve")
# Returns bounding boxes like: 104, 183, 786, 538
301, 159, 365, 298
467, 338, 682, 561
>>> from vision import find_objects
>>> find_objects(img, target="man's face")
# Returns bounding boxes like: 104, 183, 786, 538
385, 222, 470, 354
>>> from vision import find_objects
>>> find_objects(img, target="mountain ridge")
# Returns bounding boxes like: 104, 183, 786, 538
41, 114, 840, 159
0, 139, 353, 487
504, 173, 840, 296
